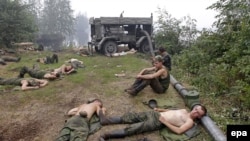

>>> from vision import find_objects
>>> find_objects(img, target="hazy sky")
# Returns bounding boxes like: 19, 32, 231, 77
70, 0, 218, 29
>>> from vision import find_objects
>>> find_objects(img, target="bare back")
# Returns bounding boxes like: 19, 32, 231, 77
160, 109, 191, 127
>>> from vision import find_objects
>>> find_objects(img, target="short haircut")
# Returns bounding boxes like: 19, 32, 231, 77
159, 47, 166, 53
88, 98, 103, 107
55, 73, 60, 78
200, 105, 207, 115
154, 55, 163, 62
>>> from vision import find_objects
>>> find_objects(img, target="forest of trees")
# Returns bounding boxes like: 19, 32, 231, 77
0, 0, 89, 50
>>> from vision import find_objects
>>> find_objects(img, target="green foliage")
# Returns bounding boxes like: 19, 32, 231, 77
0, 0, 37, 47
154, 8, 199, 54
174, 0, 250, 109
41, 0, 74, 36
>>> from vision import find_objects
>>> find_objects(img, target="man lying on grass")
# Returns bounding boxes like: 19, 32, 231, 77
99, 105, 207, 140
0, 77, 48, 91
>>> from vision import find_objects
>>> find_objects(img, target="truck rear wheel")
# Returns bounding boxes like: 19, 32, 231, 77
102, 41, 117, 55
140, 40, 150, 54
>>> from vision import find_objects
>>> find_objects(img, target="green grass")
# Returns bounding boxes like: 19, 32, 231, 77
0, 50, 216, 140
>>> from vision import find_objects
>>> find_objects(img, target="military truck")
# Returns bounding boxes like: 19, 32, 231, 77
88, 14, 155, 55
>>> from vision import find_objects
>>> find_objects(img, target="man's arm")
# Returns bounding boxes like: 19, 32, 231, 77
67, 107, 79, 116
37, 79, 48, 87
154, 108, 169, 112
21, 80, 39, 91
97, 106, 106, 116
159, 117, 194, 134
137, 67, 155, 76
66, 67, 76, 74
137, 68, 165, 79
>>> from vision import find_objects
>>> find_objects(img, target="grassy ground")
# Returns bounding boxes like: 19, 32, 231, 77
0, 49, 213, 141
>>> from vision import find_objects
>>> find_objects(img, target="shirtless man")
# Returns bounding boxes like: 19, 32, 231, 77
99, 105, 207, 140
53, 64, 76, 75
18, 66, 60, 80
125, 55, 170, 96
0, 77, 48, 91
55, 99, 106, 141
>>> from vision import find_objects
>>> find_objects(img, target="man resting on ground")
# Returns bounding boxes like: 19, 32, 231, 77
65, 58, 85, 69
0, 77, 48, 91
53, 64, 76, 75
125, 55, 170, 96
99, 105, 207, 140
18, 66, 60, 80
36, 53, 58, 64
55, 99, 106, 141
0, 55, 21, 65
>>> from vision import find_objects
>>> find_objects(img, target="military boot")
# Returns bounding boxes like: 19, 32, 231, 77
124, 79, 142, 92
99, 129, 127, 140
52, 54, 58, 63
127, 80, 150, 96
99, 110, 122, 125
0, 59, 6, 65
18, 66, 28, 78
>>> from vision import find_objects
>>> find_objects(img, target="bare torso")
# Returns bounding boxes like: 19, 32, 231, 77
53, 65, 64, 73
159, 109, 190, 127
75, 103, 99, 120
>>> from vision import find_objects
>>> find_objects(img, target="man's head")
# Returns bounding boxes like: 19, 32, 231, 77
46, 72, 60, 80
158, 47, 166, 53
65, 65, 74, 72
190, 105, 207, 119
153, 55, 164, 68
88, 98, 103, 107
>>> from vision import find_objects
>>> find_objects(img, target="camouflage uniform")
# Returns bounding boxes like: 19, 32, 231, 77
0, 77, 40, 86
19, 66, 47, 79
121, 111, 165, 136
71, 61, 84, 69
0, 55, 20, 65
55, 115, 89, 141
45, 54, 58, 64
129, 70, 170, 94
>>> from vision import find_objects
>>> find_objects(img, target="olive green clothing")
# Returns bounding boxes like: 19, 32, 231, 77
131, 69, 170, 94
0, 56, 20, 65
19, 66, 46, 79
0, 77, 40, 86
121, 111, 164, 136
55, 116, 89, 141
158, 72, 170, 91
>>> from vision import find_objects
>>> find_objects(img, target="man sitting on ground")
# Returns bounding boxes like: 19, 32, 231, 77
125, 55, 170, 96
55, 99, 106, 141
0, 77, 48, 91
99, 105, 207, 140
18, 66, 60, 80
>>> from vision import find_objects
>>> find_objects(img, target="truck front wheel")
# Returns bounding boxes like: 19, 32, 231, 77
102, 41, 117, 55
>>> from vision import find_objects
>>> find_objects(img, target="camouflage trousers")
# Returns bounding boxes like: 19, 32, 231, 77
71, 61, 84, 69
19, 66, 46, 79
121, 111, 164, 136
0, 56, 20, 65
55, 116, 90, 141
45, 54, 58, 64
